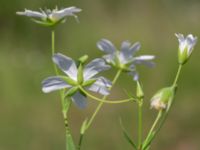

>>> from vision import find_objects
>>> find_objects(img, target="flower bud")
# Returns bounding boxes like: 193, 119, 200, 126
136, 81, 144, 99
78, 55, 89, 64
150, 87, 175, 111
175, 33, 197, 65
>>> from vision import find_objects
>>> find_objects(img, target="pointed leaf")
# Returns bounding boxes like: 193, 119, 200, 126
142, 131, 155, 150
66, 132, 76, 150
119, 118, 137, 149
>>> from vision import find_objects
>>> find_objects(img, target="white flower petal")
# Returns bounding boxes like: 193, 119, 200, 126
87, 77, 111, 95
97, 39, 116, 54
42, 76, 71, 93
71, 91, 87, 109
134, 55, 155, 61
50, 6, 82, 21
16, 9, 46, 18
83, 58, 110, 80
119, 41, 141, 64
53, 53, 78, 81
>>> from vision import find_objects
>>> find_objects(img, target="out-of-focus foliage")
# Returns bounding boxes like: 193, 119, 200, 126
0, 0, 200, 150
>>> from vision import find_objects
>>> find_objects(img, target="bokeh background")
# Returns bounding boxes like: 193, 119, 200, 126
0, 0, 200, 150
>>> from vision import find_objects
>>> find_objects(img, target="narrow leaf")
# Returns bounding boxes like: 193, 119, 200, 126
66, 132, 76, 150
119, 118, 137, 150
142, 131, 155, 150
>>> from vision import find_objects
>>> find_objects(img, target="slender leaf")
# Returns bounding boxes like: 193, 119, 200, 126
119, 118, 137, 150
142, 131, 155, 150
66, 132, 76, 150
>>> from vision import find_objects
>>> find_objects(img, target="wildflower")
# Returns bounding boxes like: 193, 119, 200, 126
150, 87, 175, 111
175, 33, 197, 65
97, 39, 155, 80
16, 6, 82, 26
42, 53, 111, 108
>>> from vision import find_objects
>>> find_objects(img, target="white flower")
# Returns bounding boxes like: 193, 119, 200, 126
16, 6, 82, 26
97, 39, 155, 80
175, 33, 197, 64
42, 53, 111, 109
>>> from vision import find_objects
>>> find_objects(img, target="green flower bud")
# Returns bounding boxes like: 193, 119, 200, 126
150, 86, 175, 111
136, 81, 144, 99
78, 55, 89, 64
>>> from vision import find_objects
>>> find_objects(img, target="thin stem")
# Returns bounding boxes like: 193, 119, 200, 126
138, 100, 143, 149
86, 69, 122, 129
79, 86, 135, 104
51, 30, 59, 75
51, 30, 70, 150
143, 111, 162, 150
172, 64, 182, 86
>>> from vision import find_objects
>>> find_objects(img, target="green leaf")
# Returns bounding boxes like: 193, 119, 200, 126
66, 132, 76, 150
142, 131, 155, 150
119, 118, 137, 150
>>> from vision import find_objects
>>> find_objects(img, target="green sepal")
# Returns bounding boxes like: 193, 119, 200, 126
31, 17, 65, 27
80, 118, 88, 134
151, 86, 175, 111
178, 47, 188, 65
119, 118, 137, 150
77, 64, 84, 84
78, 55, 89, 64
136, 81, 144, 99
61, 76, 77, 86
82, 79, 96, 87
65, 87, 79, 97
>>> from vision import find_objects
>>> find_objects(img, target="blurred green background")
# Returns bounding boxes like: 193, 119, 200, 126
0, 0, 200, 150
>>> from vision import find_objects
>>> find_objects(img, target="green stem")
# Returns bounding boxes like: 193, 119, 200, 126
86, 69, 122, 129
51, 30, 70, 150
143, 111, 163, 150
79, 86, 135, 104
138, 100, 143, 149
51, 30, 59, 75
172, 64, 182, 86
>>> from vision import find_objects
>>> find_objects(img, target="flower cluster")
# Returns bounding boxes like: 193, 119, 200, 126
97, 39, 155, 80
42, 53, 111, 108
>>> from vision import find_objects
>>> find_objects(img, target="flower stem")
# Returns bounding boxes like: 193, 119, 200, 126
86, 69, 122, 128
79, 86, 135, 104
142, 111, 163, 150
173, 64, 182, 86
51, 30, 59, 75
51, 30, 71, 150
77, 70, 122, 150
138, 100, 143, 149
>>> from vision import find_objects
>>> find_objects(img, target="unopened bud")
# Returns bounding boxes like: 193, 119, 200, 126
150, 87, 175, 111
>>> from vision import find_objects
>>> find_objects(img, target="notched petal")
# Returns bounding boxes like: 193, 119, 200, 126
97, 39, 116, 54
87, 77, 112, 95
83, 58, 110, 80
53, 53, 78, 81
